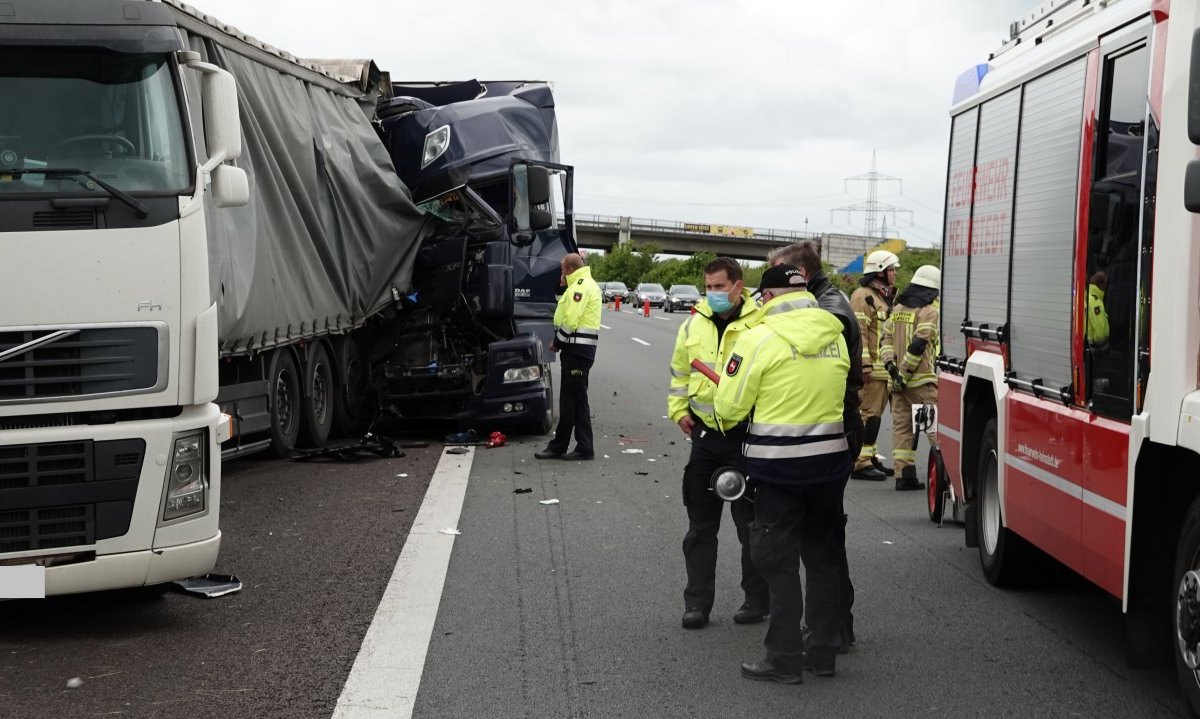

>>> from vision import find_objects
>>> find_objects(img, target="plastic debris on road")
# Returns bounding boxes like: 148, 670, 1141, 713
66, 678, 83, 689
446, 447, 469, 455
396, 473, 408, 478
635, 471, 649, 476
539, 499, 560, 505
172, 574, 242, 599
514, 488, 533, 494
621, 449, 644, 454
883, 541, 894, 545
647, 459, 657, 462
439, 528, 463, 535
487, 431, 507, 448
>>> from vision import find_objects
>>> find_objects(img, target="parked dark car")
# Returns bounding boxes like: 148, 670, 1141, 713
600, 281, 629, 304
664, 284, 701, 313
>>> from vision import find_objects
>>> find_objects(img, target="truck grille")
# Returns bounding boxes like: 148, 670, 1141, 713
0, 327, 163, 403
0, 438, 144, 549
0, 505, 93, 552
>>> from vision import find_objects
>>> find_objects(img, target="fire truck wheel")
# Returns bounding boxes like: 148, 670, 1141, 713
267, 349, 302, 458
299, 341, 334, 447
977, 418, 1030, 586
927, 447, 945, 523
1173, 496, 1200, 717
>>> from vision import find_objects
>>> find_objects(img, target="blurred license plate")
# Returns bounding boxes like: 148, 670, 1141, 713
0, 565, 46, 598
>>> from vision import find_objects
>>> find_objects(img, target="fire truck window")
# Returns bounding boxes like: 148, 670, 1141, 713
1086, 44, 1148, 419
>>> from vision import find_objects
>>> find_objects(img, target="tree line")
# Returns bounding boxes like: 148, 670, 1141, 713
586, 242, 942, 295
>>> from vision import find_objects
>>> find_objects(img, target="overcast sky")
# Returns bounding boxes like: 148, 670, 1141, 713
185, 0, 1032, 247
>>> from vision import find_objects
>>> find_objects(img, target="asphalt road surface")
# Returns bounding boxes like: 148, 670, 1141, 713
1, 302, 1185, 718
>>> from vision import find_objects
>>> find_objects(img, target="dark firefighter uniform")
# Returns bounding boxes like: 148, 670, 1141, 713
715, 284, 851, 680
667, 288, 767, 625
546, 264, 602, 457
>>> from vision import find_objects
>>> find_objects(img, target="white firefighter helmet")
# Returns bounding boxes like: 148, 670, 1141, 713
864, 250, 901, 275
910, 265, 941, 291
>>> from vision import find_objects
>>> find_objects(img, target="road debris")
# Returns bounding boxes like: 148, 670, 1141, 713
66, 677, 83, 689
173, 574, 242, 599
439, 528, 463, 535
513, 488, 533, 494
621, 449, 644, 455
539, 499, 560, 506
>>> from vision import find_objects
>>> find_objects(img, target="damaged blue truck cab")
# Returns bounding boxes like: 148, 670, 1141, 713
374, 80, 576, 431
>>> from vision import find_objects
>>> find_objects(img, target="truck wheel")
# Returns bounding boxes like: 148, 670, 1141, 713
332, 336, 372, 438
977, 418, 1030, 586
927, 446, 945, 523
268, 349, 301, 458
536, 365, 555, 435
1174, 497, 1200, 717
299, 342, 334, 447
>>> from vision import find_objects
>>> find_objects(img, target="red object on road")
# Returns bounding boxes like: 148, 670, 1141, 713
690, 306, 696, 314
614, 295, 621, 311
643, 299, 650, 317
487, 431, 507, 448
691, 359, 720, 384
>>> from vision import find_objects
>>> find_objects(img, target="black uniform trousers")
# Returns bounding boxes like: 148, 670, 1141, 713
681, 418, 768, 613
837, 420, 863, 643
547, 350, 593, 454
750, 478, 845, 672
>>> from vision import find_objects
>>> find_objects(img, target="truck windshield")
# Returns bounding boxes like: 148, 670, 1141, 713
0, 48, 190, 195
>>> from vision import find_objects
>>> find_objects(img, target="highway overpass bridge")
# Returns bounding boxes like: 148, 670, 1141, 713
572, 214, 895, 267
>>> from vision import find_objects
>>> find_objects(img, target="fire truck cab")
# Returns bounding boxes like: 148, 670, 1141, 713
934, 0, 1200, 712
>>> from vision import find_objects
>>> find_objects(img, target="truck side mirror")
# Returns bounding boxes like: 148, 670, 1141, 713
201, 68, 242, 165
527, 165, 551, 205
212, 164, 249, 208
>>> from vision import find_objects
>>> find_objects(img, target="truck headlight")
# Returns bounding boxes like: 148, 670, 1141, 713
164, 430, 206, 521
503, 366, 542, 383
421, 125, 451, 168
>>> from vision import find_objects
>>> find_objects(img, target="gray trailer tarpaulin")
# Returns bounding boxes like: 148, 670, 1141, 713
174, 8, 430, 356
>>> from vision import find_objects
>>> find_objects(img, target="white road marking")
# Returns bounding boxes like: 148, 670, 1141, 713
632, 338, 651, 346
600, 324, 612, 330
332, 447, 475, 719
654, 317, 672, 322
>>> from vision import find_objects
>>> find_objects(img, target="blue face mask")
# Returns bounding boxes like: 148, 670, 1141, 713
707, 291, 734, 313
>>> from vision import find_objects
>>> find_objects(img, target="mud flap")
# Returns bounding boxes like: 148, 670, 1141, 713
964, 500, 979, 548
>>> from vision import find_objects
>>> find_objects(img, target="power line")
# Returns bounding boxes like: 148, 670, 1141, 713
831, 151, 914, 238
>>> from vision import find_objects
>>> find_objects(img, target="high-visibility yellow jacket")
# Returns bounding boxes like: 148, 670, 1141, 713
1087, 284, 1110, 345
850, 282, 892, 380
880, 289, 940, 388
553, 265, 602, 359
666, 290, 760, 429
713, 292, 851, 486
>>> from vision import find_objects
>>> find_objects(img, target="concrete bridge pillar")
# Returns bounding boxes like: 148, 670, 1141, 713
618, 216, 632, 246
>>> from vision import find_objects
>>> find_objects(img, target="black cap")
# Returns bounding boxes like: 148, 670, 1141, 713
755, 264, 807, 295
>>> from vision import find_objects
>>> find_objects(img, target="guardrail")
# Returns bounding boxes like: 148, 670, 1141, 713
570, 213, 822, 244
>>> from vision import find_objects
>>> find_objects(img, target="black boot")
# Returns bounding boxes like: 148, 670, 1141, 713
895, 465, 925, 491
872, 455, 895, 477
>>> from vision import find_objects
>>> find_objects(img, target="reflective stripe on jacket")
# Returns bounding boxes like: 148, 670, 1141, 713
850, 283, 891, 379
666, 290, 760, 429
880, 299, 939, 388
714, 292, 851, 486
553, 265, 602, 359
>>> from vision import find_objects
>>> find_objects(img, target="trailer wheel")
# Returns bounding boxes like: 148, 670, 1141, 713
332, 336, 372, 438
1174, 497, 1200, 717
977, 418, 1030, 586
300, 342, 334, 447
927, 446, 945, 524
268, 349, 301, 458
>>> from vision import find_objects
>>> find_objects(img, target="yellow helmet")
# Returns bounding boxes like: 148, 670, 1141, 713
864, 250, 900, 274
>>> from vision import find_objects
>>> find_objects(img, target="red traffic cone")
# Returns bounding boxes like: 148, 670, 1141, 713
643, 299, 650, 317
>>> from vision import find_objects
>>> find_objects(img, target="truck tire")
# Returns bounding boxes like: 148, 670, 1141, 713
977, 418, 1030, 586
1173, 496, 1200, 717
299, 341, 334, 447
927, 446, 945, 523
268, 349, 301, 458
331, 336, 372, 438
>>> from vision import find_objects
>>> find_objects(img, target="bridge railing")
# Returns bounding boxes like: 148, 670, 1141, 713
570, 214, 822, 244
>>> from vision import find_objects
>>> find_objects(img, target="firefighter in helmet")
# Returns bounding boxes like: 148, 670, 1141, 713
849, 249, 900, 481
880, 265, 941, 491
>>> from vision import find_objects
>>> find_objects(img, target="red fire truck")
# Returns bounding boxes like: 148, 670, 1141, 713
932, 0, 1200, 711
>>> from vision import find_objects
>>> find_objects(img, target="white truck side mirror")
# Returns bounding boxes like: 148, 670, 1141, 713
211, 164, 248, 208
201, 68, 242, 164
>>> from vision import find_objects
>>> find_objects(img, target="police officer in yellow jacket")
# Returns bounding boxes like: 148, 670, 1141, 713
880, 265, 940, 491
850, 250, 900, 480
667, 257, 767, 629
714, 264, 851, 683
535, 253, 601, 460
